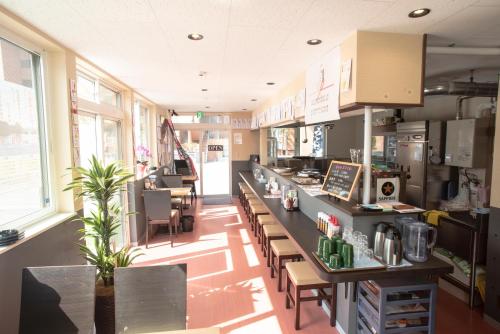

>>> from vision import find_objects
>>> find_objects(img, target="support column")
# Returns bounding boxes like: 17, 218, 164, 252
363, 106, 372, 204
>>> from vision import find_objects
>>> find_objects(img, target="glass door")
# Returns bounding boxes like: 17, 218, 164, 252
201, 130, 230, 196
174, 129, 201, 194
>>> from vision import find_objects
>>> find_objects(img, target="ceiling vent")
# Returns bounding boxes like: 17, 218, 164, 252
424, 81, 498, 97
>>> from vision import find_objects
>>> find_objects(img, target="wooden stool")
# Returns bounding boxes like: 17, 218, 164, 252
240, 187, 252, 205
244, 193, 257, 216
285, 261, 336, 330
246, 198, 261, 219
257, 215, 276, 247
263, 224, 288, 265
249, 203, 269, 235
270, 239, 302, 292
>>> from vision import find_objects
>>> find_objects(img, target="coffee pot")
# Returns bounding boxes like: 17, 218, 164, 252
383, 227, 403, 266
374, 223, 388, 259
405, 222, 437, 262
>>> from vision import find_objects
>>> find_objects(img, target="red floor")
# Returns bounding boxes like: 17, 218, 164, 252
134, 198, 500, 334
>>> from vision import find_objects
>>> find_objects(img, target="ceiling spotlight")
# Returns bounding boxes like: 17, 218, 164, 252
266, 82, 275, 86
205, 106, 210, 109
242, 108, 247, 111
188, 33, 204, 40
408, 8, 431, 18
201, 88, 208, 92
307, 39, 322, 45
251, 99, 257, 102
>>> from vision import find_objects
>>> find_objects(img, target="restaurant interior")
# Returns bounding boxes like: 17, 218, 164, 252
1, 1, 500, 334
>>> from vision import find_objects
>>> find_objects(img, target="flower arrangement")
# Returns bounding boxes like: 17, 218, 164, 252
136, 144, 152, 163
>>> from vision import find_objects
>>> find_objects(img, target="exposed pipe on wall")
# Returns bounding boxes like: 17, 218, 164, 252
427, 46, 500, 56
363, 106, 372, 205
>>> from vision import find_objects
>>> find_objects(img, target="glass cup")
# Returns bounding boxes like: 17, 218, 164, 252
342, 243, 354, 268
317, 235, 328, 256
329, 254, 342, 269
322, 239, 334, 261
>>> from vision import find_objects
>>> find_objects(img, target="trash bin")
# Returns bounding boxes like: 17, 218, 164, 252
181, 215, 195, 232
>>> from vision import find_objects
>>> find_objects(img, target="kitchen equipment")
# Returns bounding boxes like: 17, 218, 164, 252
373, 223, 388, 259
383, 227, 403, 266
445, 118, 490, 168
405, 222, 437, 262
394, 216, 416, 241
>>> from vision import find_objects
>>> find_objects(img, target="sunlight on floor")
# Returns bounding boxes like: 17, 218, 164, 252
243, 244, 260, 267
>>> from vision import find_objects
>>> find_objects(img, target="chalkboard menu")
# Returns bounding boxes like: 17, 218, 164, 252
321, 160, 362, 201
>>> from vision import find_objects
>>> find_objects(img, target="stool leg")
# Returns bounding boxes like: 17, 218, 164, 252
295, 286, 301, 330
285, 273, 291, 309
330, 283, 337, 327
257, 223, 262, 243
267, 238, 272, 267
317, 289, 322, 306
261, 233, 265, 253
270, 250, 275, 278
278, 256, 283, 292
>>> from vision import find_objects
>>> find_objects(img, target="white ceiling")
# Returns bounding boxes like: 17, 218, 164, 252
1, 0, 500, 112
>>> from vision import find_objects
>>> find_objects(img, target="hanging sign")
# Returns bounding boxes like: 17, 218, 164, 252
208, 145, 223, 151
305, 46, 341, 124
376, 177, 400, 202
196, 111, 204, 118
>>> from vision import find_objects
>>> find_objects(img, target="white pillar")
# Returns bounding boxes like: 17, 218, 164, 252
363, 106, 373, 204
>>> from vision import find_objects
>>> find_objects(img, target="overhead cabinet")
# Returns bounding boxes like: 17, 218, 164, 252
339, 31, 426, 112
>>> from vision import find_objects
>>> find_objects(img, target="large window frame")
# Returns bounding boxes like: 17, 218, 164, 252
133, 99, 151, 162
0, 35, 54, 230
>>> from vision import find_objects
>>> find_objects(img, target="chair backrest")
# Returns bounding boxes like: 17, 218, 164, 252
19, 265, 96, 334
174, 159, 189, 172
144, 190, 172, 221
114, 264, 187, 334
162, 174, 183, 188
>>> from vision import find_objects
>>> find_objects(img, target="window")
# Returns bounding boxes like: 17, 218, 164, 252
271, 128, 296, 157
134, 101, 150, 161
172, 114, 230, 124
77, 71, 121, 107
0, 37, 51, 228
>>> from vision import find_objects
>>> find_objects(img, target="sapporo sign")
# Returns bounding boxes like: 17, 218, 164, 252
376, 177, 399, 202
208, 145, 223, 152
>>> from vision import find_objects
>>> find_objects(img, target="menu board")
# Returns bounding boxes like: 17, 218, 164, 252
321, 160, 362, 201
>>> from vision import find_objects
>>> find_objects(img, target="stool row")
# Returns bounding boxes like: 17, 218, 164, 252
238, 182, 336, 330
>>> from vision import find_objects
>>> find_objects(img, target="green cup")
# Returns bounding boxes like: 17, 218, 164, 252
317, 236, 328, 256
342, 243, 354, 268
335, 238, 345, 256
329, 254, 342, 270
322, 239, 334, 260
331, 236, 341, 254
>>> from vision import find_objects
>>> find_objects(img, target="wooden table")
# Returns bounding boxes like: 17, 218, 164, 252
139, 328, 220, 334
181, 175, 198, 181
157, 187, 192, 207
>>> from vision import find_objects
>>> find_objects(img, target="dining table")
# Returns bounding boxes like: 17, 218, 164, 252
155, 186, 192, 207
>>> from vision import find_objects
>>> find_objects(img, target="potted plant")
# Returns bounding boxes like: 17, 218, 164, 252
66, 156, 142, 333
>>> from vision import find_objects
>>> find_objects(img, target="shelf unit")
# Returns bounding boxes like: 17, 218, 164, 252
357, 280, 437, 334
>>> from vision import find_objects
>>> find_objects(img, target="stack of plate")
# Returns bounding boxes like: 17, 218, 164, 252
0, 229, 24, 247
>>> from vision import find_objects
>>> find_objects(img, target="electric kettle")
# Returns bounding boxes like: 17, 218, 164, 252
374, 223, 388, 259
405, 222, 437, 262
383, 227, 403, 266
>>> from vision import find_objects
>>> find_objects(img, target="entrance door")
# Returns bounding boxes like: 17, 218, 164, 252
201, 130, 230, 196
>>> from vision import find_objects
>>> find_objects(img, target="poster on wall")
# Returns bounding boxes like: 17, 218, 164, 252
305, 47, 340, 124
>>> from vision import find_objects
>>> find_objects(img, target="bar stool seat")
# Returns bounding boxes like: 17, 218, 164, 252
285, 261, 336, 330
270, 239, 302, 291
257, 214, 275, 244
249, 204, 269, 235
263, 224, 287, 264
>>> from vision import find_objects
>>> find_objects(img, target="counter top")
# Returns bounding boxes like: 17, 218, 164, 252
240, 171, 453, 283
256, 163, 410, 217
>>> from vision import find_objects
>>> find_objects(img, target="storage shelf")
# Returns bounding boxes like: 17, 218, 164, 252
386, 311, 429, 320
386, 325, 429, 334
387, 298, 430, 306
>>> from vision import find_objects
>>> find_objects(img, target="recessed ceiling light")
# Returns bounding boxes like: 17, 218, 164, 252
307, 39, 322, 45
251, 99, 257, 102
408, 8, 430, 18
188, 33, 204, 40
266, 82, 275, 86
205, 106, 210, 109
242, 108, 247, 111
201, 88, 208, 92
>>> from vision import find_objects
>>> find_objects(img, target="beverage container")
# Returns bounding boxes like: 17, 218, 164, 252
383, 227, 403, 265
405, 222, 437, 262
329, 254, 341, 269
322, 239, 334, 260
317, 235, 328, 256
373, 223, 388, 259
342, 243, 354, 268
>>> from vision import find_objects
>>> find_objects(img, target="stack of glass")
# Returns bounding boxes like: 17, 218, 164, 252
342, 227, 374, 267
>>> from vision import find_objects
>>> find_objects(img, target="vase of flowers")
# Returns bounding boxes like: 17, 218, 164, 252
136, 145, 152, 178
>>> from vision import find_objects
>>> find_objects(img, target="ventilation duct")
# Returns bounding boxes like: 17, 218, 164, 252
424, 81, 499, 97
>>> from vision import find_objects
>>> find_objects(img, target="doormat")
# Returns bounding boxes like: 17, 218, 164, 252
202, 196, 233, 205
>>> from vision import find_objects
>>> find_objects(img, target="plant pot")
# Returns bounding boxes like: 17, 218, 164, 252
95, 280, 115, 334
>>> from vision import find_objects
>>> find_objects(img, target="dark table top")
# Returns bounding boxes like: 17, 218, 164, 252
240, 171, 453, 283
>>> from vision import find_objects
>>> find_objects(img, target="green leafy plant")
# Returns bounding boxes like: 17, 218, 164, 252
65, 155, 142, 286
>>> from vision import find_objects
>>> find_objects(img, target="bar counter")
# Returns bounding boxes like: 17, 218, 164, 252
240, 171, 453, 283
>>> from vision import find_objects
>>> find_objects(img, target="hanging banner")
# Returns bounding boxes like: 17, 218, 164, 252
305, 47, 340, 124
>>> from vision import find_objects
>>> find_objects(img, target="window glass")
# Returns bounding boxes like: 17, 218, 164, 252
0, 38, 50, 228
271, 128, 296, 157
99, 84, 120, 107
77, 73, 96, 101
134, 102, 150, 161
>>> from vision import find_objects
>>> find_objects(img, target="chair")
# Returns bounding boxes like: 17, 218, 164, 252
114, 264, 187, 334
285, 261, 336, 329
144, 190, 180, 248
19, 265, 96, 334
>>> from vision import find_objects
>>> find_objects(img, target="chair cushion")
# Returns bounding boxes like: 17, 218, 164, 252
263, 224, 286, 237
285, 261, 328, 286
271, 239, 300, 257
257, 215, 276, 226
250, 205, 268, 215
171, 198, 183, 204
